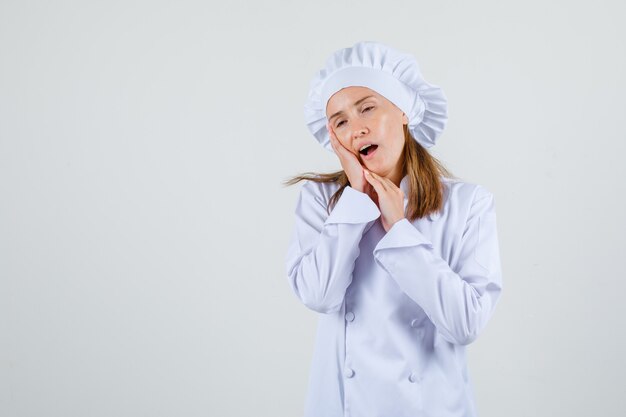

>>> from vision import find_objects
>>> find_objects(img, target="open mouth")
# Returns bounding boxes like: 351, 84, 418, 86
359, 144, 378, 156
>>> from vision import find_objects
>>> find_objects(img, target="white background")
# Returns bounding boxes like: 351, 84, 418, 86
1, 1, 625, 416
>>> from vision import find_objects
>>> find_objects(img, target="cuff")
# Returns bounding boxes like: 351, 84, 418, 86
374, 218, 434, 253
325, 186, 381, 225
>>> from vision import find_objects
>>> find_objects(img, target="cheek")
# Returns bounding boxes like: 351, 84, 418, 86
384, 126, 405, 156
379, 118, 403, 146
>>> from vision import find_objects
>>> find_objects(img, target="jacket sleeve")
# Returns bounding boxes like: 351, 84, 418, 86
372, 186, 503, 345
286, 181, 381, 314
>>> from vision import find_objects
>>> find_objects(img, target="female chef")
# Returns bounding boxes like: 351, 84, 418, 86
284, 41, 503, 417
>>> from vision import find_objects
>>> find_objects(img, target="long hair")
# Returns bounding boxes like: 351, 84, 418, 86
283, 125, 459, 222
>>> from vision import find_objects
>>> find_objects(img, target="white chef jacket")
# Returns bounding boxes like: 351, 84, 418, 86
285, 174, 503, 417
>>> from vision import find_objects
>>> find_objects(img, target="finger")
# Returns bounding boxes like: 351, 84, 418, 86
329, 132, 338, 152
328, 125, 343, 155
327, 124, 341, 149
375, 172, 398, 192
327, 123, 336, 140
328, 124, 342, 147
379, 175, 399, 192
364, 170, 385, 192
329, 128, 355, 160
331, 135, 348, 158
377, 175, 404, 197
366, 170, 388, 192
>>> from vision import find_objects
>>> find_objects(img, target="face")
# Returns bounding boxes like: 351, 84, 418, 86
326, 86, 409, 179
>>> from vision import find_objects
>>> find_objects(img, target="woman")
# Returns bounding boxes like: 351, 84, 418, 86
284, 41, 503, 417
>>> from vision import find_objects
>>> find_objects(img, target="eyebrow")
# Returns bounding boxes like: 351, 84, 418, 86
328, 95, 375, 122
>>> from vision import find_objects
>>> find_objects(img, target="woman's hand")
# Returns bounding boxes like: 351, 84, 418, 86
327, 123, 374, 199
364, 170, 406, 232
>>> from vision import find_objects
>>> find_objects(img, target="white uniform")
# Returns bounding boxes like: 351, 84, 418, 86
285, 174, 503, 417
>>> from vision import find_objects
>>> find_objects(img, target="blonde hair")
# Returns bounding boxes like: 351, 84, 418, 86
283, 125, 458, 221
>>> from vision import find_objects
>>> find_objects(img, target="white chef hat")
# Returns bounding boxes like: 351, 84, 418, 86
304, 41, 448, 152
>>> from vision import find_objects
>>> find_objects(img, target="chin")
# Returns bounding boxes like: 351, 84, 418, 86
365, 162, 386, 174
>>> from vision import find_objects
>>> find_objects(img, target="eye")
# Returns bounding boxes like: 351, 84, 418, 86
336, 120, 346, 127
362, 106, 374, 112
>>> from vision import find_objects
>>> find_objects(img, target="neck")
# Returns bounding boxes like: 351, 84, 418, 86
384, 164, 404, 188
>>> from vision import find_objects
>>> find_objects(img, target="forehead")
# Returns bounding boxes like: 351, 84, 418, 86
325, 86, 382, 115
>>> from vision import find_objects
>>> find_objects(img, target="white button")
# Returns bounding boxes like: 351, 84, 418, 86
345, 367, 355, 378
410, 318, 421, 327
345, 311, 355, 322
408, 373, 419, 383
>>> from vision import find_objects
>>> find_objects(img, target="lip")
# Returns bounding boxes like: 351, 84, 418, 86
361, 145, 378, 161
356, 142, 376, 153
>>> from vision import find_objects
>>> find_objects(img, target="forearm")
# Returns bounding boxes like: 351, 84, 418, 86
287, 222, 371, 313
286, 184, 381, 314
374, 217, 503, 345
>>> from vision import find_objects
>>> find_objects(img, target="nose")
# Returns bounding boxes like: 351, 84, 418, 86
352, 120, 368, 140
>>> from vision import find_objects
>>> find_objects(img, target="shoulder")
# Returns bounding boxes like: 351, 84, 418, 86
443, 177, 494, 204
299, 179, 342, 207
300, 180, 339, 202
441, 177, 495, 219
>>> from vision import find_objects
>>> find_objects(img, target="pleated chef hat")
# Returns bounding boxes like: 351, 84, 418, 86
304, 41, 448, 152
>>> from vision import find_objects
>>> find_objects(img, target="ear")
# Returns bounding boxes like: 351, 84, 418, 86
402, 112, 409, 125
